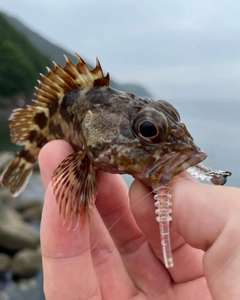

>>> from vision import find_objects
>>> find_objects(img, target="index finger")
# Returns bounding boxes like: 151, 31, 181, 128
130, 176, 240, 299
171, 177, 240, 250
39, 141, 101, 300
171, 177, 240, 299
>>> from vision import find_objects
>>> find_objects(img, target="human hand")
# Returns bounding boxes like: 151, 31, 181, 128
39, 140, 240, 300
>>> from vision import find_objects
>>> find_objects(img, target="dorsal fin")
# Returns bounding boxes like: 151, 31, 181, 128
33, 53, 110, 107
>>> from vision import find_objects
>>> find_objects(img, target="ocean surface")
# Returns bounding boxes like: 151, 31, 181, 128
172, 100, 240, 188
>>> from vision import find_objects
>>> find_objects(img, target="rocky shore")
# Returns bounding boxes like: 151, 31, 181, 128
0, 152, 45, 300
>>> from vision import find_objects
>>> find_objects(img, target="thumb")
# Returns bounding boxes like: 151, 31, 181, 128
171, 176, 240, 299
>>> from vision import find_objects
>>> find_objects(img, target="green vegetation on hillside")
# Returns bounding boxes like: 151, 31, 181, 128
0, 11, 151, 151
0, 11, 151, 103
0, 13, 51, 100
5, 13, 151, 97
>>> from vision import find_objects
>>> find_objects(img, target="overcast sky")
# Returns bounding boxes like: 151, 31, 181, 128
1, 0, 240, 100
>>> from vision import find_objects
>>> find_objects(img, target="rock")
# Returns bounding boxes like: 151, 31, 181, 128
33, 162, 40, 172
0, 152, 14, 173
13, 199, 43, 222
0, 191, 43, 222
1, 271, 45, 300
0, 200, 23, 221
12, 248, 42, 278
0, 291, 9, 300
0, 205, 40, 251
0, 189, 16, 207
0, 253, 12, 275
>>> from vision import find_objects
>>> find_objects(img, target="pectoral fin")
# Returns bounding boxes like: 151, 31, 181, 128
51, 151, 98, 223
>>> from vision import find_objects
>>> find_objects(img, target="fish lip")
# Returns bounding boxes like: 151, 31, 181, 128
174, 150, 207, 175
149, 148, 207, 186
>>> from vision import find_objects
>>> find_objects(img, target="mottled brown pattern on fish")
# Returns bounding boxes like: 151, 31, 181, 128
1, 53, 207, 222
49, 123, 64, 138
18, 150, 36, 164
33, 111, 48, 129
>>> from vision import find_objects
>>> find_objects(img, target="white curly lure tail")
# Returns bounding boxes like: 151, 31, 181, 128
154, 163, 231, 269
154, 185, 173, 268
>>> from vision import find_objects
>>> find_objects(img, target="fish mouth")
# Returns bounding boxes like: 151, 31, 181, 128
173, 149, 207, 176
146, 146, 207, 188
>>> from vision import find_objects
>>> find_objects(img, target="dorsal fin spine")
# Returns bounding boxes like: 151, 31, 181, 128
33, 53, 109, 109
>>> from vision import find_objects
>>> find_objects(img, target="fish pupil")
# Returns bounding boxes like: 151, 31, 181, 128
139, 121, 158, 137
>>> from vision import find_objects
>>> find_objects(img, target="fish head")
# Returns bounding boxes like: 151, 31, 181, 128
131, 99, 207, 188
82, 94, 207, 189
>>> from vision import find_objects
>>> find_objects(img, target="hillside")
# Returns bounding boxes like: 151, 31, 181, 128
0, 12, 52, 103
4, 12, 151, 97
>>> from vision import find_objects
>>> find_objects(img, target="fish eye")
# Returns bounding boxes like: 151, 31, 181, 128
132, 110, 170, 144
138, 121, 158, 138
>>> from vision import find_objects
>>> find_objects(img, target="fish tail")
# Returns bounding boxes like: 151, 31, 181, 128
10, 105, 50, 146
1, 105, 51, 196
1, 147, 36, 197
1, 53, 109, 197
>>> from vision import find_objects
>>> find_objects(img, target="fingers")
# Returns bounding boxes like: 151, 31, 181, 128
96, 172, 144, 252
170, 177, 240, 250
39, 140, 101, 300
39, 140, 137, 300
171, 176, 240, 299
95, 172, 173, 296
41, 186, 101, 300
130, 176, 240, 299
88, 209, 137, 299
87, 172, 141, 299
39, 140, 73, 190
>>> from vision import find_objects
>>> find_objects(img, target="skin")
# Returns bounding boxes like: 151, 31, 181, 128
39, 140, 240, 300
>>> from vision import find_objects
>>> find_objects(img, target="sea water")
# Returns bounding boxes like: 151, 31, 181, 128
175, 100, 240, 188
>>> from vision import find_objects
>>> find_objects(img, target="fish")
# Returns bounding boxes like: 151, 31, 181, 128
1, 53, 207, 222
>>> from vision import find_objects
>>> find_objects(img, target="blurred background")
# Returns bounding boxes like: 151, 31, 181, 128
0, 0, 239, 299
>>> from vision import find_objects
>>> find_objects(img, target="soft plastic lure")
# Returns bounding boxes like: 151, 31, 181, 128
154, 165, 231, 268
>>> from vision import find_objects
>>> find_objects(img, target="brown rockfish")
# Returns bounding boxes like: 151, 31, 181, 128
1, 54, 207, 221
